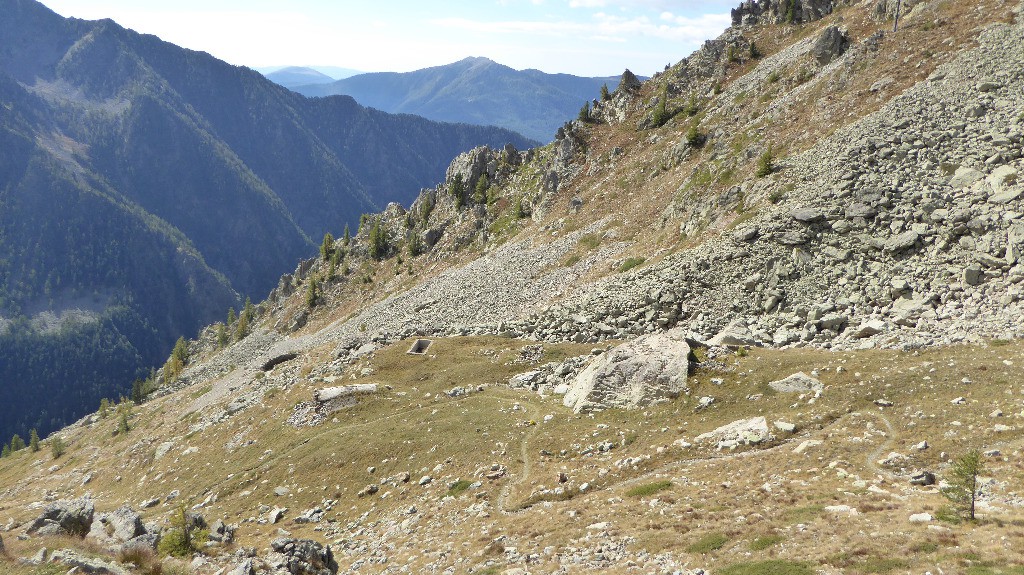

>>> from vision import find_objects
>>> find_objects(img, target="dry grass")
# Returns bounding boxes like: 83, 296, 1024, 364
0, 336, 1022, 573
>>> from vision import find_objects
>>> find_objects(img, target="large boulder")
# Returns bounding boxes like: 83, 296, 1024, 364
813, 25, 850, 64
695, 417, 772, 448
270, 538, 338, 575
88, 505, 145, 544
563, 328, 691, 413
27, 496, 94, 537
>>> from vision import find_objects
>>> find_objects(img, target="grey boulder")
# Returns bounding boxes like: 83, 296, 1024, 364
563, 328, 690, 413
27, 496, 94, 538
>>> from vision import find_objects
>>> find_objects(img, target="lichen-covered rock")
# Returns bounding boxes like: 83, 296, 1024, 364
563, 328, 690, 413
88, 505, 144, 544
27, 496, 94, 537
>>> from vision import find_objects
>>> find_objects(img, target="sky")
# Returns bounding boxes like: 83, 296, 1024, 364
40, 0, 735, 77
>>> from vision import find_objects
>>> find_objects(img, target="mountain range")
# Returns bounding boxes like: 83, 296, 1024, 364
0, 0, 533, 442
260, 66, 338, 89
292, 57, 622, 141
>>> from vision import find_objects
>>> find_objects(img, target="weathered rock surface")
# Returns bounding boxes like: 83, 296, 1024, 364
88, 505, 144, 544
50, 549, 128, 575
695, 417, 772, 448
270, 538, 338, 575
27, 497, 94, 537
563, 328, 691, 413
768, 372, 823, 393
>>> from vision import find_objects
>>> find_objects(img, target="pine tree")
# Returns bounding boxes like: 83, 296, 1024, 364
1, 444, 9, 458
651, 86, 670, 127
215, 322, 228, 348
131, 378, 144, 404
235, 311, 249, 341
51, 436, 66, 459
29, 429, 40, 452
942, 450, 984, 521
227, 307, 236, 328
407, 231, 423, 257
474, 174, 490, 204
243, 297, 254, 322
320, 232, 335, 261
306, 276, 319, 308
343, 224, 351, 246
368, 218, 388, 260
600, 83, 611, 101
117, 411, 130, 435
578, 101, 591, 122
10, 434, 25, 452
449, 174, 465, 209
99, 397, 111, 418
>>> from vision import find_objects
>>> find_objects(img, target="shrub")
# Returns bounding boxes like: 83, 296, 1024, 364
651, 86, 670, 127
626, 480, 672, 498
158, 506, 208, 558
687, 532, 729, 554
756, 147, 775, 177
685, 122, 704, 147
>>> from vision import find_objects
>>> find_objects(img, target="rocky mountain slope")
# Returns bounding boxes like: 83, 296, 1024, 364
295, 57, 620, 141
1, 0, 1024, 574
0, 0, 532, 442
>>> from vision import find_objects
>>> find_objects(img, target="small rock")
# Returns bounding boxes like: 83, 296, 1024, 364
910, 472, 936, 486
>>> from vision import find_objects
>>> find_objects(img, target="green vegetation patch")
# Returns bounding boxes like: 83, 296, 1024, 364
626, 480, 672, 498
750, 534, 785, 551
618, 257, 645, 273
447, 479, 473, 497
687, 532, 729, 554
719, 560, 813, 575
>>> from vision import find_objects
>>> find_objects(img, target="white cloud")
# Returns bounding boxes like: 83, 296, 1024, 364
569, 0, 608, 6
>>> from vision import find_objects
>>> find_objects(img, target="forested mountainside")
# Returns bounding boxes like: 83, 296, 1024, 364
293, 57, 620, 141
0, 0, 533, 441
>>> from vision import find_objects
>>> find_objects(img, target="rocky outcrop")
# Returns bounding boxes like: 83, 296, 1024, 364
269, 538, 338, 575
88, 505, 145, 544
732, 0, 838, 26
813, 25, 850, 64
27, 496, 94, 537
563, 328, 691, 413
49, 549, 128, 575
